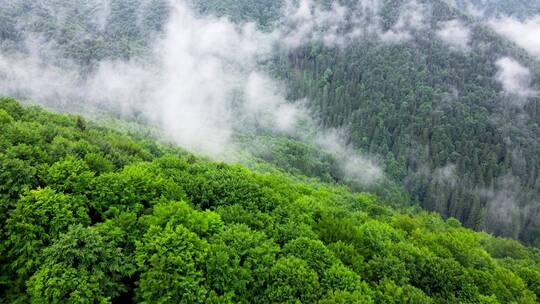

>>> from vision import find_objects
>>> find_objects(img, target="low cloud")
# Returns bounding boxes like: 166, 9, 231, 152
279, 0, 352, 48
436, 19, 471, 50
477, 175, 540, 239
495, 57, 537, 100
380, 0, 428, 44
433, 164, 458, 187
315, 129, 383, 186
278, 0, 429, 47
489, 16, 540, 60
1, 3, 271, 155
0, 0, 386, 185
242, 72, 307, 133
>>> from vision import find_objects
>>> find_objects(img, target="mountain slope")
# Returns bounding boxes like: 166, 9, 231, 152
264, 0, 540, 244
156, 0, 540, 244
2, 97, 540, 303
1, 0, 540, 246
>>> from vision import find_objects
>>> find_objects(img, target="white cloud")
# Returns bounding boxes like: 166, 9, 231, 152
0, 0, 386, 185
316, 129, 383, 186
495, 57, 537, 99
477, 175, 536, 238
433, 164, 457, 187
243, 72, 307, 132
278, 0, 362, 48
278, 0, 429, 47
436, 19, 471, 50
380, 0, 428, 43
489, 16, 540, 60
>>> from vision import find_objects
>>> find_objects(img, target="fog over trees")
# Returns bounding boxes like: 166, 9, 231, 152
1, 0, 540, 302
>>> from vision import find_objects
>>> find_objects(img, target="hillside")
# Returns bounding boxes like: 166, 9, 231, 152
193, 0, 540, 244
2, 97, 540, 303
269, 0, 540, 244
2, 0, 539, 246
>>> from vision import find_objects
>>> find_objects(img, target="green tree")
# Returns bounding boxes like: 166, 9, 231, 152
5, 189, 90, 285
206, 224, 279, 302
27, 225, 129, 303
135, 223, 208, 303
283, 237, 337, 276
265, 257, 321, 303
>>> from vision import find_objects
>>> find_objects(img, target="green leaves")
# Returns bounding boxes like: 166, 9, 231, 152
206, 224, 279, 302
265, 257, 320, 303
0, 98, 539, 304
135, 224, 209, 304
89, 163, 185, 219
27, 225, 128, 304
42, 157, 95, 194
284, 237, 338, 276
141, 201, 223, 238
354, 221, 402, 259
6, 189, 90, 279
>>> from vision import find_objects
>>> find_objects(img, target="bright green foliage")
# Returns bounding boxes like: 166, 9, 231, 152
1, 98, 540, 303
89, 163, 185, 219
206, 224, 279, 302
363, 255, 409, 285
321, 263, 371, 295
0, 154, 37, 199
354, 221, 403, 259
135, 224, 209, 304
0, 109, 14, 125
283, 237, 338, 276
319, 290, 375, 304
83, 153, 114, 175
5, 189, 90, 279
179, 163, 282, 211
265, 257, 321, 303
374, 280, 434, 304
141, 200, 223, 238
27, 225, 128, 304
41, 157, 95, 194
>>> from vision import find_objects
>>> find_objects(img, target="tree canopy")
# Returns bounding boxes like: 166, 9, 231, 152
1, 97, 540, 303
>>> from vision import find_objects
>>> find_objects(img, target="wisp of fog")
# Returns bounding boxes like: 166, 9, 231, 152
0, 0, 395, 186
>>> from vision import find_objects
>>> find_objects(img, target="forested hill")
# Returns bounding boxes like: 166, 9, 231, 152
2, 97, 540, 303
190, 0, 540, 244
269, 0, 540, 245
1, 0, 540, 245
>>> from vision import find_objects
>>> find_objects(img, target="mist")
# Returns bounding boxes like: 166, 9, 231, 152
489, 16, 540, 60
1, 0, 417, 186
436, 19, 471, 51
3, 0, 537, 191
315, 129, 383, 186
495, 57, 537, 101
278, 0, 430, 47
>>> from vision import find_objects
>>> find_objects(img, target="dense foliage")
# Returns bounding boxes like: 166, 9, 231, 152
2, 97, 540, 303
2, 0, 540, 246
179, 0, 540, 245
0, 0, 170, 65
265, 0, 540, 245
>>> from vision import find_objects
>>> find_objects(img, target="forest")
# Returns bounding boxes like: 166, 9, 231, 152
2, 96, 540, 303
196, 0, 540, 245
1, 0, 540, 302
2, 0, 540, 245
